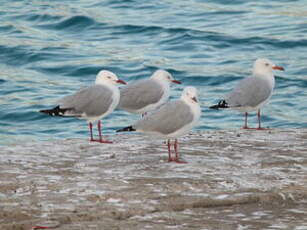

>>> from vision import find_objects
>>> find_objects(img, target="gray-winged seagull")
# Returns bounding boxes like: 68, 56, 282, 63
210, 58, 284, 129
118, 69, 181, 117
117, 86, 201, 163
40, 70, 126, 143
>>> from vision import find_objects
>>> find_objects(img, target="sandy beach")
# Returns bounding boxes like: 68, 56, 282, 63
1, 129, 307, 229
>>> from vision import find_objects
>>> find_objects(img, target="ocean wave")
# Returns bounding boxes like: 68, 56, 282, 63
1, 0, 307, 141
37, 15, 97, 31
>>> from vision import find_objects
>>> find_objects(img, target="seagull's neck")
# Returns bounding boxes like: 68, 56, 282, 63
181, 97, 201, 120
153, 78, 170, 94
253, 71, 275, 90
96, 81, 116, 88
181, 96, 192, 105
253, 69, 274, 79
153, 77, 169, 85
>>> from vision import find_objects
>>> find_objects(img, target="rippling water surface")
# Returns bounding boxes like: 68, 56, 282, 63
1, 0, 307, 143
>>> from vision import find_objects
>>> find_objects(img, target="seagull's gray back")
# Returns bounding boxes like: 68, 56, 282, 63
134, 100, 194, 135
58, 84, 113, 117
226, 76, 273, 108
118, 79, 164, 111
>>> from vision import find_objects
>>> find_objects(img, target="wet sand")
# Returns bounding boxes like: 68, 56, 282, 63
1, 129, 307, 229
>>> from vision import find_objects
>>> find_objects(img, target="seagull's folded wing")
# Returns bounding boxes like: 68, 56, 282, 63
57, 85, 113, 117
119, 79, 164, 111
134, 100, 194, 135
226, 76, 273, 108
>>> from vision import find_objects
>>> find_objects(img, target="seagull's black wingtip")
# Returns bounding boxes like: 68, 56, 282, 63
116, 126, 136, 132
209, 100, 229, 110
39, 106, 67, 116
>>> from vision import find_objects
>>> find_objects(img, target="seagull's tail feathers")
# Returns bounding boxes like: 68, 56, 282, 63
209, 100, 229, 110
39, 106, 72, 117
116, 126, 136, 133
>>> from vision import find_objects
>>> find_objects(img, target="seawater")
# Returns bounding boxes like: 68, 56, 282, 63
1, 0, 307, 144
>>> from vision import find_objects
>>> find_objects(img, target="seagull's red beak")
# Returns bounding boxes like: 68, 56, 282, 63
192, 96, 198, 103
172, 80, 182, 84
116, 79, 127, 85
272, 65, 284, 71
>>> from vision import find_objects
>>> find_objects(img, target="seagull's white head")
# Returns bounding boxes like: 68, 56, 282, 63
181, 86, 198, 104
151, 69, 181, 84
95, 70, 127, 85
253, 58, 284, 77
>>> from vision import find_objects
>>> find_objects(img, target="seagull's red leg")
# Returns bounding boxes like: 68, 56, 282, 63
167, 139, 173, 162
89, 122, 94, 141
242, 112, 249, 129
174, 139, 187, 164
97, 121, 113, 144
256, 109, 269, 130
257, 109, 262, 129
98, 120, 102, 142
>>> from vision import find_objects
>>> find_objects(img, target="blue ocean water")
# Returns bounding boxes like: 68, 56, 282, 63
1, 0, 307, 144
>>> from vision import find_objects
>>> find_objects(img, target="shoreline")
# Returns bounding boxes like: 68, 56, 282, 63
1, 129, 307, 229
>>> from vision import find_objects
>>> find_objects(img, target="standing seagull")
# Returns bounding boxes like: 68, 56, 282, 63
210, 58, 284, 129
40, 70, 126, 143
117, 87, 201, 163
118, 70, 181, 116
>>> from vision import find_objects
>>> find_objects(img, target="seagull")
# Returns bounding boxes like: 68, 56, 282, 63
118, 69, 181, 117
40, 70, 127, 143
210, 58, 284, 129
117, 87, 201, 163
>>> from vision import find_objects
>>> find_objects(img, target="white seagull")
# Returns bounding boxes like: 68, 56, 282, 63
118, 69, 181, 116
210, 58, 284, 129
117, 87, 201, 163
40, 70, 127, 143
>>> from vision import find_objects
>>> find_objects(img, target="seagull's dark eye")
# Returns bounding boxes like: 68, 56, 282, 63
265, 63, 269, 66
107, 76, 112, 79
